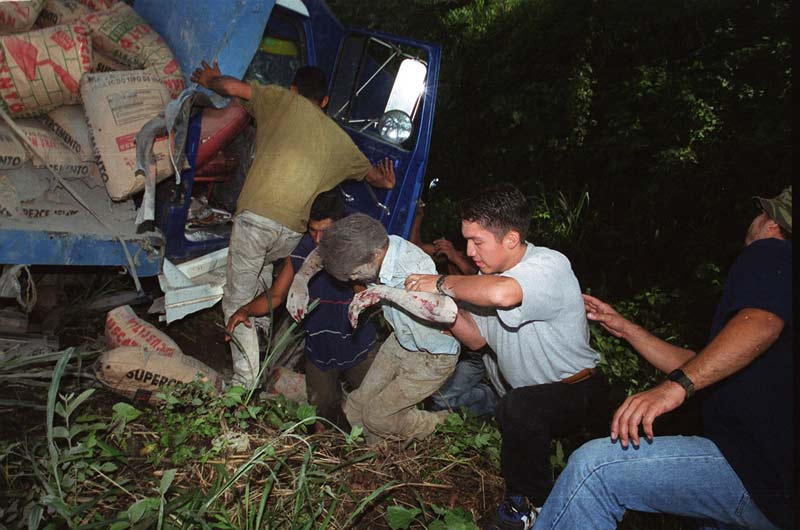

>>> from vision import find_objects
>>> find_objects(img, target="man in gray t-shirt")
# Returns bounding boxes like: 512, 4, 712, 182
406, 184, 608, 530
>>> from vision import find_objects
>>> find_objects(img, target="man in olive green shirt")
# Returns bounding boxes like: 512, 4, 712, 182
192, 61, 395, 387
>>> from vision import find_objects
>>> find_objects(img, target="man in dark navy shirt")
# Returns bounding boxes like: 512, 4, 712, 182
226, 190, 376, 431
531, 187, 793, 530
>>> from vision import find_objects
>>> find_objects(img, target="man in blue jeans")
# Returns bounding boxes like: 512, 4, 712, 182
535, 187, 793, 530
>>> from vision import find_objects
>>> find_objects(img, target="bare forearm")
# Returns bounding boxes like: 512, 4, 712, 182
438, 274, 522, 308
206, 76, 252, 100
681, 308, 783, 391
621, 323, 696, 373
450, 309, 486, 350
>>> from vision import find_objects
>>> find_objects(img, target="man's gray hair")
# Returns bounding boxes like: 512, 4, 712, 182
319, 213, 389, 281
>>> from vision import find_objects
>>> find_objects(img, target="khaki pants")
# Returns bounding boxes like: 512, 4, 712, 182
222, 211, 301, 387
343, 333, 457, 442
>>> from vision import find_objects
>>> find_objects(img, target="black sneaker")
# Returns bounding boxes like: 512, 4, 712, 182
479, 495, 538, 530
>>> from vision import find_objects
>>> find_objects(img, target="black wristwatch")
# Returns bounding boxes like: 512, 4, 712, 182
667, 369, 695, 398
435, 275, 447, 295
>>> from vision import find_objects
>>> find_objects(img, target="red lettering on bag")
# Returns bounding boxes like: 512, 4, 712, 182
116, 133, 135, 151
50, 30, 75, 51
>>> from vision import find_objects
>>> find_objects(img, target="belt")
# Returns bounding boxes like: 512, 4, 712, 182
561, 367, 597, 385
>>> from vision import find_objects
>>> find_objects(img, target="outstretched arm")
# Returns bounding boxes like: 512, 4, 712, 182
348, 285, 457, 328
611, 307, 784, 447
405, 273, 522, 308
286, 248, 323, 321
583, 294, 694, 373
191, 60, 252, 100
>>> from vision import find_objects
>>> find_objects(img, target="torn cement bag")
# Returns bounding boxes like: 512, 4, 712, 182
82, 2, 185, 98
17, 118, 93, 178
0, 22, 92, 116
0, 122, 29, 169
35, 0, 91, 28
105, 304, 180, 356
38, 104, 94, 161
0, 0, 47, 35
95, 346, 223, 403
80, 70, 172, 200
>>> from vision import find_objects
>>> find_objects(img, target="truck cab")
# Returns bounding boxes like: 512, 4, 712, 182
0, 0, 440, 279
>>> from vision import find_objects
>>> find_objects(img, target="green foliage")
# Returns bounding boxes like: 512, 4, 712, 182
436, 411, 501, 469
385, 502, 478, 530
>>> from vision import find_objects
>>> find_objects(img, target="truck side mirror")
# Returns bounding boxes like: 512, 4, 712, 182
378, 58, 426, 144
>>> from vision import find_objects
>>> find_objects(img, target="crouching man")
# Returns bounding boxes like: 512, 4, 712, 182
287, 213, 460, 443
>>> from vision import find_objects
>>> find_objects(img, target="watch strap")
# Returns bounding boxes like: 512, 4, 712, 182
435, 275, 447, 295
667, 368, 695, 398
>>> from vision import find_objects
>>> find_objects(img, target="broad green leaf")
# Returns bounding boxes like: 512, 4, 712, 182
296, 404, 316, 423
66, 388, 95, 416
386, 506, 421, 529
51, 426, 69, 439
112, 402, 143, 422
159, 468, 178, 495
26, 503, 43, 530
127, 497, 158, 523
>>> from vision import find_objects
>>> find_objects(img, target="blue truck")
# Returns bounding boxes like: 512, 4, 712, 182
0, 0, 439, 281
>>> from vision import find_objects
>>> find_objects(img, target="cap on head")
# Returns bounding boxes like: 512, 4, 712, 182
756, 186, 791, 234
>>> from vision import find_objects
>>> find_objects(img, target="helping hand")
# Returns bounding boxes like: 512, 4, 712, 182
404, 273, 439, 293
583, 294, 632, 338
191, 59, 221, 88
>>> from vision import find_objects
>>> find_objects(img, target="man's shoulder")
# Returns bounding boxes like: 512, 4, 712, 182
732, 238, 792, 276
509, 244, 572, 276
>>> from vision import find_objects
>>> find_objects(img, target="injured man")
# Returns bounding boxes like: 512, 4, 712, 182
287, 213, 460, 443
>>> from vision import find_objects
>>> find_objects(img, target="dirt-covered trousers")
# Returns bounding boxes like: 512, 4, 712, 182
222, 211, 301, 387
343, 332, 457, 441
496, 373, 610, 507
304, 346, 377, 431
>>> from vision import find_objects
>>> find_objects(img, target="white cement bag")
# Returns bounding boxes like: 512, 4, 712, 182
36, 0, 91, 28
83, 2, 185, 98
0, 123, 29, 169
0, 22, 92, 117
90, 49, 126, 72
80, 70, 172, 200
95, 346, 223, 404
17, 118, 93, 178
38, 104, 94, 161
105, 304, 181, 356
0, 0, 47, 35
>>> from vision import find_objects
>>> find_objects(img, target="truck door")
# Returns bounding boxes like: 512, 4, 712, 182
325, 31, 440, 238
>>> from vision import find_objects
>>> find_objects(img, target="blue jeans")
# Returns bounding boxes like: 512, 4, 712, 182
429, 354, 498, 417
534, 436, 779, 530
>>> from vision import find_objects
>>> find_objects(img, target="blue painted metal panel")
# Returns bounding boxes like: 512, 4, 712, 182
133, 0, 277, 81
0, 229, 163, 277
334, 30, 441, 239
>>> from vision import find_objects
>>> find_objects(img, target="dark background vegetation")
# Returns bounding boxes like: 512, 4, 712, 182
330, 0, 791, 349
